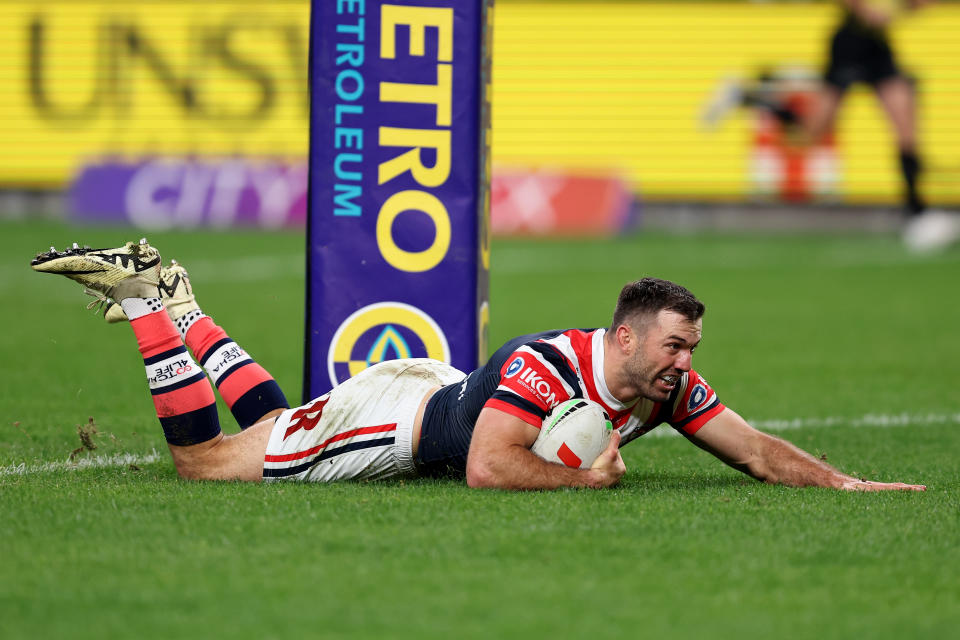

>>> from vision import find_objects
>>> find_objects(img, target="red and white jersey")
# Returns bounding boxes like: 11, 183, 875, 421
483, 328, 725, 445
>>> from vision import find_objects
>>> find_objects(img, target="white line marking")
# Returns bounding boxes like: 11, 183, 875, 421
751, 412, 960, 431
645, 411, 960, 437
0, 450, 163, 477
2, 412, 958, 474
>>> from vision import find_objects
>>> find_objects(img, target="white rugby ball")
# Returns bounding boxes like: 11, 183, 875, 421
531, 399, 614, 469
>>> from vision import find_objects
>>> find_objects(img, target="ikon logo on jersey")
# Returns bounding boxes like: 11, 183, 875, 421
515, 367, 562, 410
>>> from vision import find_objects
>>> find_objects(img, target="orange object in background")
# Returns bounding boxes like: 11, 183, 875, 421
750, 76, 839, 203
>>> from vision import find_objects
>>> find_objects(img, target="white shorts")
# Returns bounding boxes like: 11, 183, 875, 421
262, 358, 466, 482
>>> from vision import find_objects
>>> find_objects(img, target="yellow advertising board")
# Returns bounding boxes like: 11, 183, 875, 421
2, 1, 958, 204
0, 1, 311, 187
491, 1, 960, 204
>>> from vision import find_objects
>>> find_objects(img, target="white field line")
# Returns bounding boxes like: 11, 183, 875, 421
644, 411, 960, 437
2, 412, 958, 475
752, 412, 960, 431
0, 449, 163, 477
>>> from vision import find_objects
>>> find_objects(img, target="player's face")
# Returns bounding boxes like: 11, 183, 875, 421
627, 310, 702, 402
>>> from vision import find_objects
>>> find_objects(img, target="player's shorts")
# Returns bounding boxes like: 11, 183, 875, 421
262, 358, 466, 482
824, 20, 901, 90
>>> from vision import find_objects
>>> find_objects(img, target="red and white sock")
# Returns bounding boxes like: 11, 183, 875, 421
120, 298, 221, 446
182, 316, 289, 428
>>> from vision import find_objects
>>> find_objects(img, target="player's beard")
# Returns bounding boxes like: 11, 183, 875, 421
626, 355, 677, 403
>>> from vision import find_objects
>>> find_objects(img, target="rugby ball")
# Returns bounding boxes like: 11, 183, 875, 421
531, 399, 614, 469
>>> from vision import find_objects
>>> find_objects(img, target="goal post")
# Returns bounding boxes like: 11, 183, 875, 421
304, 0, 492, 400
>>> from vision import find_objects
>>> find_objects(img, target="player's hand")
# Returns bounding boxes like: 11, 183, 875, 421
840, 479, 927, 492
589, 430, 626, 488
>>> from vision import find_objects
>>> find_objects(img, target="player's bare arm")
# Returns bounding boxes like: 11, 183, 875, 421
689, 408, 926, 491
466, 407, 625, 490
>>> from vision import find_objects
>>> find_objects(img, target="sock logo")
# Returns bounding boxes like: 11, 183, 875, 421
148, 360, 193, 384
204, 342, 252, 386
146, 349, 202, 391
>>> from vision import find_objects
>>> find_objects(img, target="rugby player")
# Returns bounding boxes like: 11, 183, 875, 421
31, 240, 926, 492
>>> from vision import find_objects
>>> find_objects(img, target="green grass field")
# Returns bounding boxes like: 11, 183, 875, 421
1, 221, 958, 639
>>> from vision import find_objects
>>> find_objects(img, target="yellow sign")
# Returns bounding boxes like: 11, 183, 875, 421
0, 1, 310, 187
490, 1, 960, 204
2, 2, 958, 203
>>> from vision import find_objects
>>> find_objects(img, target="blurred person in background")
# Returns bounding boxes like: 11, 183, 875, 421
703, 0, 958, 250
810, 0, 957, 250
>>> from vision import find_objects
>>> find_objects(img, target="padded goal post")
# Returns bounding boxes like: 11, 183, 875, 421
304, 0, 492, 399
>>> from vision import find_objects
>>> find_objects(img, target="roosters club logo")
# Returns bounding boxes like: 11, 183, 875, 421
688, 383, 708, 412
504, 356, 524, 378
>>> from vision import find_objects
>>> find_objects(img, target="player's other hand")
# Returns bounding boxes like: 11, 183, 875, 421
589, 430, 626, 488
840, 479, 927, 492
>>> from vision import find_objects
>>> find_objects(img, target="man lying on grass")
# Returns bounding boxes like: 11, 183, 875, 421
31, 239, 925, 492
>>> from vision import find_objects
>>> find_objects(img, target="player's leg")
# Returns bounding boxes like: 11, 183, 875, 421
804, 84, 844, 145
105, 261, 290, 428
168, 419, 273, 481
31, 240, 268, 481
807, 19, 853, 146
876, 76, 916, 149
875, 76, 925, 215
159, 262, 290, 427
121, 298, 272, 481
857, 22, 925, 217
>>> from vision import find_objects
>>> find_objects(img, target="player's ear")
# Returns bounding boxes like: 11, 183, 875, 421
615, 323, 634, 351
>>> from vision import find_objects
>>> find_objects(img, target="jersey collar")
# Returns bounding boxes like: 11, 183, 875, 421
591, 328, 639, 413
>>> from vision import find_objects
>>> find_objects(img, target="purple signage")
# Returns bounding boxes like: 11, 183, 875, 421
305, 0, 492, 398
69, 158, 307, 229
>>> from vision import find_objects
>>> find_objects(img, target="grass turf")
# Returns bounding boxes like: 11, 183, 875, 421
1, 221, 958, 639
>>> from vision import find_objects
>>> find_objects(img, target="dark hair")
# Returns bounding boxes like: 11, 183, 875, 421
610, 278, 705, 331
